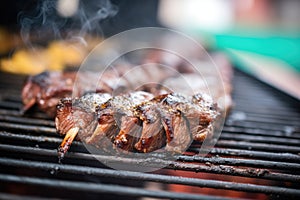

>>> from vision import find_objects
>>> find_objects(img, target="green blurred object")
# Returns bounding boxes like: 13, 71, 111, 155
200, 27, 300, 100
211, 30, 300, 72
188, 27, 300, 100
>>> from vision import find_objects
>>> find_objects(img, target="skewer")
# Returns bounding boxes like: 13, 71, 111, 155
57, 127, 80, 162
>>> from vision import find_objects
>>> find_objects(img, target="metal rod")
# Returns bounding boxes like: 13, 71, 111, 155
0, 144, 299, 183
0, 69, 299, 199
0, 115, 55, 127
0, 193, 56, 200
1, 95, 22, 102
177, 155, 300, 171
0, 132, 82, 147
232, 105, 300, 117
209, 148, 300, 163
222, 126, 300, 139
240, 112, 300, 122
232, 108, 300, 118
231, 115, 300, 126
0, 109, 21, 116
0, 109, 50, 119
0, 173, 231, 200
220, 133, 300, 146
0, 102, 21, 110
0, 122, 57, 135
225, 121, 298, 132
232, 96, 297, 109
1, 122, 299, 156
1, 131, 300, 171
0, 132, 62, 143
1, 158, 300, 197
217, 140, 300, 153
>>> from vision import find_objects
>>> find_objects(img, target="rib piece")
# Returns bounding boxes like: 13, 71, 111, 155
55, 93, 111, 159
21, 70, 125, 117
156, 93, 193, 153
114, 116, 142, 151
134, 102, 166, 153
55, 91, 218, 158
134, 93, 217, 153
58, 127, 79, 160
22, 71, 76, 116
95, 91, 154, 152
21, 64, 177, 116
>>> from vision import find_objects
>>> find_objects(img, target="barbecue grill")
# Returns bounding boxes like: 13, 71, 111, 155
0, 69, 299, 200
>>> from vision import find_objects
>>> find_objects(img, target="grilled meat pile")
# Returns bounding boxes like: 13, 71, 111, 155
21, 52, 232, 157
55, 91, 218, 159
22, 64, 177, 116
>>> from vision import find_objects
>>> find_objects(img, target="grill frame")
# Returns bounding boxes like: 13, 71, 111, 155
0, 69, 299, 199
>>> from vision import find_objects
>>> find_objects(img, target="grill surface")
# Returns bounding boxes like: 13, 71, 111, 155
0, 69, 299, 200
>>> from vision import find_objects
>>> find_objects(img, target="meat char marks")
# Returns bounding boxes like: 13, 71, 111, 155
20, 51, 232, 158
22, 64, 177, 117
22, 71, 75, 116
21, 70, 125, 117
55, 91, 218, 159
56, 93, 112, 159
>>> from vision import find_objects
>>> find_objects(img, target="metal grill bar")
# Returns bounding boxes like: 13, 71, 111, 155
1, 158, 300, 197
233, 95, 298, 106
1, 112, 299, 144
0, 132, 62, 143
230, 118, 299, 126
0, 131, 80, 146
3, 128, 300, 165
232, 108, 300, 118
222, 126, 300, 139
220, 133, 300, 146
233, 99, 298, 111
216, 140, 300, 153
1, 144, 299, 183
210, 148, 300, 163
238, 112, 300, 121
0, 122, 57, 135
0, 122, 300, 153
0, 116, 54, 127
177, 155, 300, 171
1, 131, 300, 172
226, 116, 300, 127
0, 109, 49, 119
0, 192, 63, 200
0, 70, 299, 199
0, 108, 299, 148
224, 121, 299, 132
2, 113, 299, 140
0, 193, 58, 200
2, 131, 300, 165
0, 102, 21, 110
0, 174, 228, 200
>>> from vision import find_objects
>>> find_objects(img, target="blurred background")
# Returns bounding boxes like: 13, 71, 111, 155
158, 0, 300, 100
0, 0, 299, 99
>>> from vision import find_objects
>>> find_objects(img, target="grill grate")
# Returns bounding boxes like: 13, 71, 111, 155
0, 70, 299, 199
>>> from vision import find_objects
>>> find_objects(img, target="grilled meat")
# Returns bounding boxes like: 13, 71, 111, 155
134, 93, 217, 153
21, 50, 232, 158
21, 68, 126, 116
56, 91, 153, 158
22, 64, 177, 116
55, 91, 218, 159
56, 93, 112, 159
22, 71, 76, 116
97, 91, 154, 152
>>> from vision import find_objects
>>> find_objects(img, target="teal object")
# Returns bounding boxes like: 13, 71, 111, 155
212, 32, 300, 72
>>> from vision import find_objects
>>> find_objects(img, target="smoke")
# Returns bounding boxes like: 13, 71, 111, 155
19, 0, 118, 47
